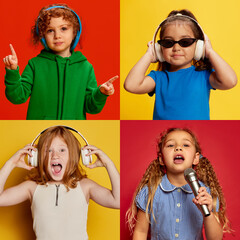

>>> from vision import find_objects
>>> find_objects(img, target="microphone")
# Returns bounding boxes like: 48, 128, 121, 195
184, 168, 210, 217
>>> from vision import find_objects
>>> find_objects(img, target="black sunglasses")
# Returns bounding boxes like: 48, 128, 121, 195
157, 38, 197, 48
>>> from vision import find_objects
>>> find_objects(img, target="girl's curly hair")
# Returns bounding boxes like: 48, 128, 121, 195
126, 128, 231, 234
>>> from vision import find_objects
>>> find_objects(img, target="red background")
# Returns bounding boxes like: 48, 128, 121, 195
0, 0, 119, 120
120, 120, 240, 239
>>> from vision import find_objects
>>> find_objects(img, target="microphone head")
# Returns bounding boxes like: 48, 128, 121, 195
184, 168, 198, 183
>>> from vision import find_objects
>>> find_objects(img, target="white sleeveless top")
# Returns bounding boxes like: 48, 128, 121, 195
31, 182, 88, 240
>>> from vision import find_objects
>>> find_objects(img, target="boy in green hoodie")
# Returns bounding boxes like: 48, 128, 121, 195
3, 4, 117, 120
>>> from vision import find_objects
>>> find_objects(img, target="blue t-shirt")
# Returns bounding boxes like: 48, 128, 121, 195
135, 175, 219, 240
148, 66, 213, 120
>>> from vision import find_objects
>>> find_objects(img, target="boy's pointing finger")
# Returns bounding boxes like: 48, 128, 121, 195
107, 75, 119, 84
9, 44, 17, 57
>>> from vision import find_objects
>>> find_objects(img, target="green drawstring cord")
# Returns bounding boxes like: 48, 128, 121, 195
55, 57, 70, 119
61, 59, 70, 119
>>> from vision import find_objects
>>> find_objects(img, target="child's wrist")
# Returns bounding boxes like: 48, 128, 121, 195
5, 65, 18, 71
5, 159, 16, 170
206, 48, 215, 59
104, 158, 114, 169
144, 52, 155, 63
203, 210, 213, 220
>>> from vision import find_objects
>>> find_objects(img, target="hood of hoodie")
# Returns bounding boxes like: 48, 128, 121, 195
37, 49, 87, 64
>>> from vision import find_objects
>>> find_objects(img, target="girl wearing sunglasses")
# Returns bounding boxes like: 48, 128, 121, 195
124, 9, 237, 120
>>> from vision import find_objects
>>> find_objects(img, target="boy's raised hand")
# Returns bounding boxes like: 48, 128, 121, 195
99, 75, 118, 96
3, 44, 18, 70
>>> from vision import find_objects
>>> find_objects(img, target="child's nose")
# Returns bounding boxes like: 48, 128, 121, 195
51, 150, 59, 158
175, 146, 182, 151
172, 43, 181, 51
54, 30, 61, 39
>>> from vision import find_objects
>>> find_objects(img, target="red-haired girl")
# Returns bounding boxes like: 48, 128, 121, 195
0, 126, 120, 239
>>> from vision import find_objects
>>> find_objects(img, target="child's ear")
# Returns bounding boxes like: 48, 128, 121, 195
158, 154, 165, 166
193, 152, 200, 166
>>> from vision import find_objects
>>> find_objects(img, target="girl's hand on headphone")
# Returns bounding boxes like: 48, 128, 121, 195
99, 75, 118, 96
204, 34, 214, 59
8, 145, 35, 170
192, 186, 213, 215
82, 145, 112, 169
3, 44, 18, 70
146, 41, 158, 63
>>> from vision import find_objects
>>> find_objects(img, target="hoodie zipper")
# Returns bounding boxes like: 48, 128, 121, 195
55, 184, 60, 206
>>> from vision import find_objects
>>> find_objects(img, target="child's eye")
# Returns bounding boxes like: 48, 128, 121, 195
166, 144, 174, 148
60, 148, 66, 152
61, 27, 68, 31
183, 144, 190, 147
46, 29, 54, 33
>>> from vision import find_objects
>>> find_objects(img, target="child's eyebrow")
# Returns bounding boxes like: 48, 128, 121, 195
163, 34, 193, 39
164, 138, 193, 144
47, 23, 72, 28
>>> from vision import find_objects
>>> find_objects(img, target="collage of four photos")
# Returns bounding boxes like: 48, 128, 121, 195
0, 0, 240, 239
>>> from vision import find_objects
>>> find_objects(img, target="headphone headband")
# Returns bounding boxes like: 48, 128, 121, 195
36, 5, 82, 51
153, 13, 205, 62
28, 125, 92, 167
31, 125, 89, 147
153, 13, 204, 44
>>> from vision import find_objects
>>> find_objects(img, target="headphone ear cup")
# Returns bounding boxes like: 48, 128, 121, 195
194, 40, 205, 61
40, 38, 50, 51
81, 148, 92, 166
28, 150, 38, 167
155, 43, 165, 62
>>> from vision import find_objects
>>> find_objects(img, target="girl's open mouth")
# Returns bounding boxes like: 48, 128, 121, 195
51, 163, 62, 174
174, 155, 184, 164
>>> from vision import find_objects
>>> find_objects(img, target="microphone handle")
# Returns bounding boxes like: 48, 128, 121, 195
191, 180, 210, 217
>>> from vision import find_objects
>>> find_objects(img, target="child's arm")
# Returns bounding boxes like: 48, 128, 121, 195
0, 145, 36, 206
3, 44, 33, 104
133, 209, 149, 240
192, 187, 223, 240
124, 41, 156, 94
84, 67, 108, 114
81, 145, 120, 209
205, 34, 238, 90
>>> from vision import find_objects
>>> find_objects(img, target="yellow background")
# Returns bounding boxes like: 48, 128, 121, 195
121, 0, 240, 119
0, 120, 120, 240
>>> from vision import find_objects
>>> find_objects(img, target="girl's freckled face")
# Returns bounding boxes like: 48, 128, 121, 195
47, 136, 69, 182
161, 22, 197, 71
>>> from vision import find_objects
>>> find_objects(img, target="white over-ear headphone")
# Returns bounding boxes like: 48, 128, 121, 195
28, 126, 92, 167
153, 13, 205, 62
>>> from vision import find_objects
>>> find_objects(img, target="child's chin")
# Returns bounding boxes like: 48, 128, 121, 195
50, 174, 64, 182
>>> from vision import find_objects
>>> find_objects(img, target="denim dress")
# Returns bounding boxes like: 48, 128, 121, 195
136, 175, 218, 240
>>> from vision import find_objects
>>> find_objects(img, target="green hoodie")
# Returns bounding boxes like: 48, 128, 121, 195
5, 50, 108, 120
